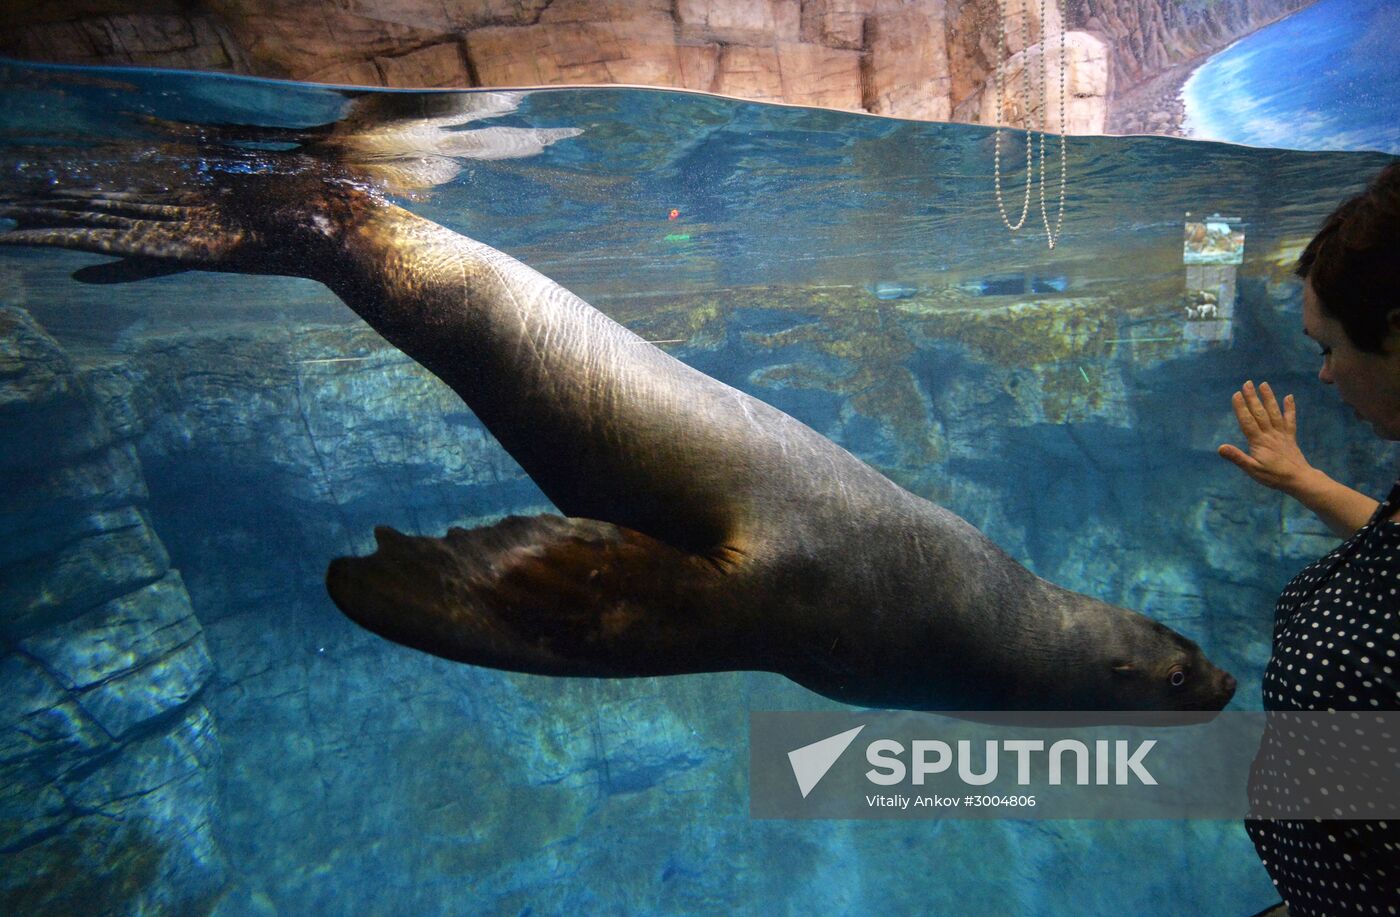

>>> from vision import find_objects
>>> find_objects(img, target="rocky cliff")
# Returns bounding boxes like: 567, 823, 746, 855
0, 0, 1315, 134
1068, 0, 1314, 90
1066, 0, 1316, 134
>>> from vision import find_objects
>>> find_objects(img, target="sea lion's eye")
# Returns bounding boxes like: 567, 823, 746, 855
1168, 665, 1187, 688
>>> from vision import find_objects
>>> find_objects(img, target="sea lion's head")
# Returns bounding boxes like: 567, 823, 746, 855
1079, 605, 1237, 713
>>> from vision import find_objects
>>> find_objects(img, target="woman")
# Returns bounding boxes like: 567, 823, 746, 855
1220, 162, 1400, 915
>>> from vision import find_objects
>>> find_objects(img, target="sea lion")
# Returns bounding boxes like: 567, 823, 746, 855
0, 168, 1237, 715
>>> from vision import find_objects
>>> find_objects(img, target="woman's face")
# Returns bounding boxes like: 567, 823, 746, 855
1303, 278, 1400, 439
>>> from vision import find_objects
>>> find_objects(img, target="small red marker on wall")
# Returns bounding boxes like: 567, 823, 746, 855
668, 208, 680, 220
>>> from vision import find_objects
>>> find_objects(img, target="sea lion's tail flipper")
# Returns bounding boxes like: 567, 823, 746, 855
326, 515, 737, 678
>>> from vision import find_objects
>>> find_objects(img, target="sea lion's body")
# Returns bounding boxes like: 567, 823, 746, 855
1, 176, 1237, 714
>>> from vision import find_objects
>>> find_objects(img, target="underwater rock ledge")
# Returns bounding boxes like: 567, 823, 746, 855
0, 307, 226, 916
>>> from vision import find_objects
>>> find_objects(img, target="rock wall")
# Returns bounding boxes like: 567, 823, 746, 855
0, 308, 226, 914
0, 0, 1318, 134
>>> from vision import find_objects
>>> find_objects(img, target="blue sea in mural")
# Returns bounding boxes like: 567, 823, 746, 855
1183, 0, 1400, 154
0, 52, 1397, 916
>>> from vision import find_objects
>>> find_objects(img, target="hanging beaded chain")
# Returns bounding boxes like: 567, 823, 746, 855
993, 0, 1034, 232
992, 0, 1069, 249
1038, 0, 1068, 249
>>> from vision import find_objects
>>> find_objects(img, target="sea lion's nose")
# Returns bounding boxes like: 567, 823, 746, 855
1220, 672, 1237, 702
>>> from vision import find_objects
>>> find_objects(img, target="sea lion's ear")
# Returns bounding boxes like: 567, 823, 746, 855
326, 514, 732, 677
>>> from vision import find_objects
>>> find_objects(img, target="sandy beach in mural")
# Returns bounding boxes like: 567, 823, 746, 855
1105, 2, 1322, 141
1106, 60, 1198, 137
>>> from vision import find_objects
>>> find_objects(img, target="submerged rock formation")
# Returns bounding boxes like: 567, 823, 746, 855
0, 308, 225, 915
0, 0, 1318, 133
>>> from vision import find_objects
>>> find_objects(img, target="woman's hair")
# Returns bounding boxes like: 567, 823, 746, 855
1295, 162, 1400, 352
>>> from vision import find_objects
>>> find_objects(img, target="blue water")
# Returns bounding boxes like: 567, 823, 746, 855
1183, 0, 1400, 154
2, 58, 1398, 916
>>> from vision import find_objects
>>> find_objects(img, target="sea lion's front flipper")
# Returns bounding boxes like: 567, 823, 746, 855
0, 193, 258, 269
326, 515, 741, 678
71, 257, 191, 284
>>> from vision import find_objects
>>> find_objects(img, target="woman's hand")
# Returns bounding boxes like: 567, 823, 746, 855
1218, 380, 1316, 493
1219, 380, 1379, 537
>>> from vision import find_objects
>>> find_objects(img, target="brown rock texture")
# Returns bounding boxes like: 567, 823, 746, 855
468, 4, 687, 89
865, 2, 952, 120
0, 0, 1315, 130
678, 0, 802, 45
976, 30, 1110, 134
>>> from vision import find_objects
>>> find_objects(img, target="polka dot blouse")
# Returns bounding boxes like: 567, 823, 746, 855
1245, 481, 1400, 915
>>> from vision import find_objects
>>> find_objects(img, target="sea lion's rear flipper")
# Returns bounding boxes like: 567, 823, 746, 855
325, 515, 738, 678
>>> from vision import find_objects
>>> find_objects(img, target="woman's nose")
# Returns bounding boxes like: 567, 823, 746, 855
1319, 361, 1334, 385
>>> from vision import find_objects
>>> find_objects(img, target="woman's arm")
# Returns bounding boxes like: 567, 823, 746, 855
1218, 380, 1379, 538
